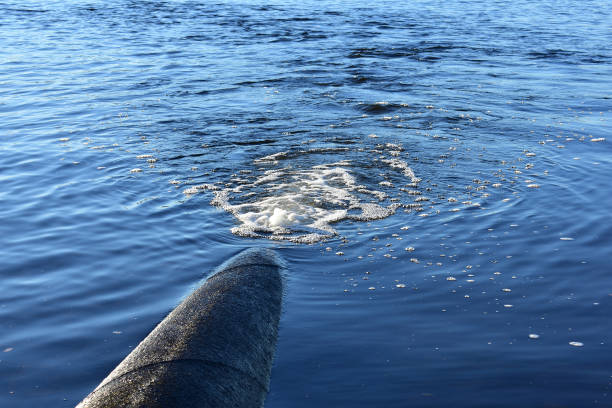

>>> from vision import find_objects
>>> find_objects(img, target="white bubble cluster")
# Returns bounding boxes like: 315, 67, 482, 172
207, 147, 420, 243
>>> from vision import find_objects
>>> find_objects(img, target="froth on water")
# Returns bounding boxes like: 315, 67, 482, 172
186, 145, 421, 243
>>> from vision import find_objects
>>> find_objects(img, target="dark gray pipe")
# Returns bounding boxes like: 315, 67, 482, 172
77, 248, 283, 408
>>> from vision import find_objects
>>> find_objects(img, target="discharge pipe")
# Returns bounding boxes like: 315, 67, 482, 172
77, 248, 283, 408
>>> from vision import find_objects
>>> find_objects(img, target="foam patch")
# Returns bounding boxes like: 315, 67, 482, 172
204, 146, 420, 243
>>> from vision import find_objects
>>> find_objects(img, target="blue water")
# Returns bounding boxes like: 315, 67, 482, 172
1, 0, 611, 406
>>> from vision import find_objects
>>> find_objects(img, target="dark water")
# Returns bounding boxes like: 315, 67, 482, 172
1, 0, 611, 406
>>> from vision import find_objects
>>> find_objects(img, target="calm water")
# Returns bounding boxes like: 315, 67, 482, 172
1, 0, 611, 406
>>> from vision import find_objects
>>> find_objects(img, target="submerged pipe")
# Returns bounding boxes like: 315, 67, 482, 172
77, 248, 283, 408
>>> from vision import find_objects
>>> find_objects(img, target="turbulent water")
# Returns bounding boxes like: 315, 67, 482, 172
1, 1, 611, 407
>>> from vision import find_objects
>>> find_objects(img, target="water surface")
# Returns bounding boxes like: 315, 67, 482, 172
1, 1, 611, 406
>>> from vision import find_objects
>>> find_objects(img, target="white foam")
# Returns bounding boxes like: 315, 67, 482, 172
183, 183, 218, 195
381, 158, 421, 183
211, 148, 421, 243
254, 151, 289, 164
253, 147, 350, 165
